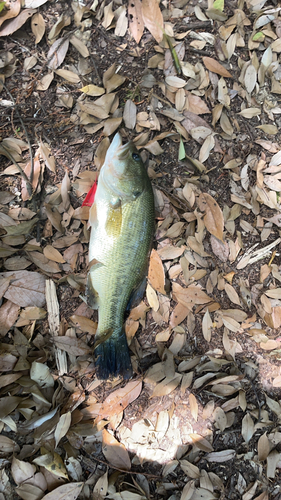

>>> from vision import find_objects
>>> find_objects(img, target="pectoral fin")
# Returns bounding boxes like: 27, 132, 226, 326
89, 203, 98, 229
86, 270, 100, 309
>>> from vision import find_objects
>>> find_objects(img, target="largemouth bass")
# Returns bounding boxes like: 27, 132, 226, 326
88, 133, 154, 379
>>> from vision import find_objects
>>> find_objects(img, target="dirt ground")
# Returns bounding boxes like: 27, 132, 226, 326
1, 0, 281, 499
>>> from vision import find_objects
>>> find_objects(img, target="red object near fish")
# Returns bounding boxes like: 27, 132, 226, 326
82, 179, 98, 207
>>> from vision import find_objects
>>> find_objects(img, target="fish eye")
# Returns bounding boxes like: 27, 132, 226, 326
132, 152, 141, 161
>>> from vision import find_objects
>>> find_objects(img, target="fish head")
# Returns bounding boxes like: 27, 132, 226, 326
100, 133, 147, 200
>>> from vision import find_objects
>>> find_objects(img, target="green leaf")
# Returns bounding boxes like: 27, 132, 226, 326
0, 1, 6, 13
212, 0, 224, 12
178, 137, 186, 161
252, 32, 265, 42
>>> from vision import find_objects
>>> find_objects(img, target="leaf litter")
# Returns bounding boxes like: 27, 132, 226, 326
1, 0, 281, 498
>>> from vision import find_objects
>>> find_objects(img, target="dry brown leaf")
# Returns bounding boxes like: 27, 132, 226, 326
123, 99, 137, 130
151, 374, 182, 397
55, 68, 80, 84
102, 429, 131, 470
54, 412, 71, 448
48, 13, 71, 40
265, 288, 281, 299
96, 380, 142, 424
102, 1, 114, 29
8, 207, 36, 220
0, 0, 21, 28
259, 339, 280, 351
206, 450, 235, 462
202, 308, 212, 342
79, 84, 105, 97
244, 64, 257, 94
267, 450, 280, 479
273, 375, 281, 388
169, 302, 190, 329
180, 460, 200, 478
11, 457, 36, 486
93, 472, 108, 498
31, 12, 45, 44
186, 92, 210, 115
241, 413, 255, 444
0, 300, 20, 336
214, 407, 227, 432
189, 393, 198, 421
220, 111, 234, 137
146, 282, 159, 312
0, 435, 19, 453
0, 276, 11, 300
157, 245, 186, 260
70, 34, 89, 58
47, 37, 69, 70
124, 317, 139, 340
44, 203, 63, 233
128, 0, 144, 44
0, 353, 17, 372
198, 192, 224, 241
239, 108, 261, 118
70, 315, 97, 335
39, 141, 56, 173
114, 5, 127, 37
189, 433, 214, 453
54, 336, 90, 356
103, 116, 123, 137
36, 71, 54, 91
142, 0, 163, 43
21, 155, 41, 201
199, 134, 215, 163
0, 212, 17, 227
148, 249, 166, 295
1, 270, 46, 307
28, 251, 60, 273
203, 57, 232, 78
224, 283, 241, 306
0, 8, 35, 36
258, 432, 270, 461
173, 282, 212, 308
16, 484, 45, 499
39, 482, 83, 500
43, 245, 65, 264
210, 235, 229, 262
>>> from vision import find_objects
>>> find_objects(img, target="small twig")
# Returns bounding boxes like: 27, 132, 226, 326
3, 83, 34, 186
184, 21, 212, 30
188, 47, 214, 57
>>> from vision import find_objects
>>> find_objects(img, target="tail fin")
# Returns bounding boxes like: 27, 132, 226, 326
94, 328, 133, 380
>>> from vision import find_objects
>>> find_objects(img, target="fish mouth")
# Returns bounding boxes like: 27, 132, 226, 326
117, 143, 131, 161
100, 133, 134, 196
107, 133, 132, 162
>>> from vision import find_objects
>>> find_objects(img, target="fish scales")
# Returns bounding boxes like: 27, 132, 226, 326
88, 133, 154, 379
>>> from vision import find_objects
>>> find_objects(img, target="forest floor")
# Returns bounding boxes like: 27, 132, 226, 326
1, 0, 281, 499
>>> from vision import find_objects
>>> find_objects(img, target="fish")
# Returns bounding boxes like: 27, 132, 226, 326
87, 133, 155, 379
